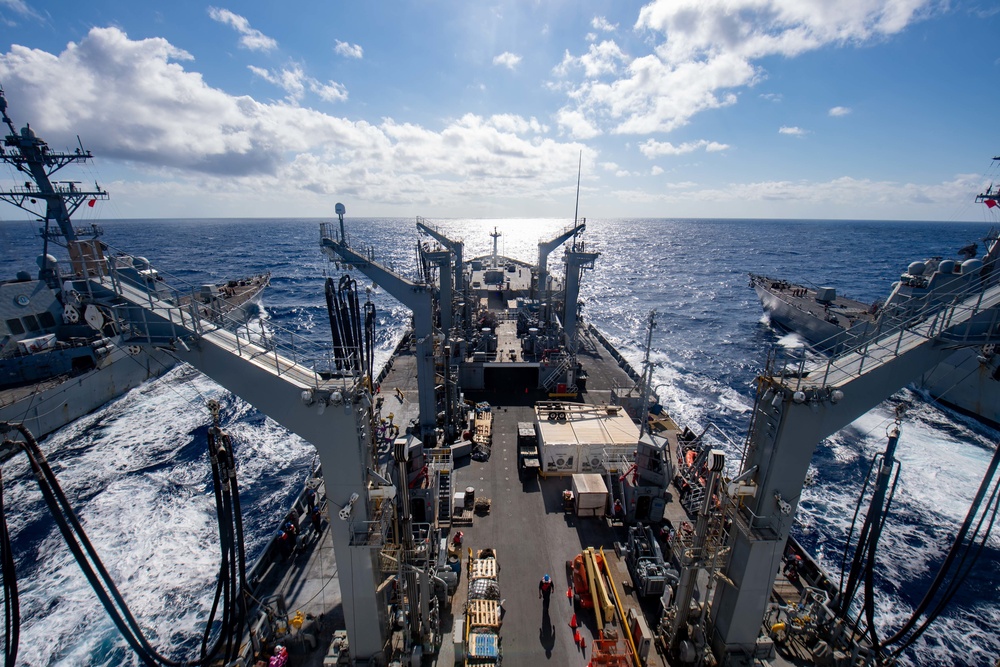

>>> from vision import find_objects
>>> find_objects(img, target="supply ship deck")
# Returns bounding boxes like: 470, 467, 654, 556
263, 321, 814, 667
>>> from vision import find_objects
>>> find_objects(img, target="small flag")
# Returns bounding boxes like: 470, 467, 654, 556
88, 199, 96, 207
986, 199, 998, 209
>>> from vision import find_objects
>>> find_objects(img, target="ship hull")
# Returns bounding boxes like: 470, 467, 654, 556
0, 343, 177, 439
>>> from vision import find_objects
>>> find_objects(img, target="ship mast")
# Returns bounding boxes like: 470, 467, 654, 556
0, 86, 108, 280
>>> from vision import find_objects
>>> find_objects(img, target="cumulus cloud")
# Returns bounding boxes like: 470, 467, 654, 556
592, 16, 618, 32
556, 108, 601, 139
639, 139, 729, 158
651, 165, 664, 175
493, 52, 522, 70
249, 64, 348, 103
554, 40, 627, 78
829, 106, 851, 116
778, 126, 807, 136
0, 27, 591, 210
554, 0, 931, 136
334, 40, 363, 59
208, 7, 277, 52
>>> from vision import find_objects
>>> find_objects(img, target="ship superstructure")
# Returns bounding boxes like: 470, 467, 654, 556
0, 86, 269, 439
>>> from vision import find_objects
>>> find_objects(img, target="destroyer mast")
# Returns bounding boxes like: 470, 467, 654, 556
0, 86, 108, 283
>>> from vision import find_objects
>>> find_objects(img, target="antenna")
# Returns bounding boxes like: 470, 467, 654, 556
573, 150, 582, 225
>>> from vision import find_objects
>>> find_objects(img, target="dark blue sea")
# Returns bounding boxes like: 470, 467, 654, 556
1, 217, 999, 666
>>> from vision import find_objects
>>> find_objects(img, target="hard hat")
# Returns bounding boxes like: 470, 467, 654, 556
543, 574, 551, 582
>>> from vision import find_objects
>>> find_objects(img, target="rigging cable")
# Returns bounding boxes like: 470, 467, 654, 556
0, 418, 252, 666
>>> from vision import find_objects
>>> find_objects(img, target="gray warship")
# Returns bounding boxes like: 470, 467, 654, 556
0, 86, 269, 440
3, 90, 999, 667
750, 194, 1000, 425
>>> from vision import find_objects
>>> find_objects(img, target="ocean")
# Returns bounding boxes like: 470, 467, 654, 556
1, 216, 998, 666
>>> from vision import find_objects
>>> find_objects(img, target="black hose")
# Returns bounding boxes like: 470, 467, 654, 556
0, 468, 20, 667
838, 454, 879, 611
884, 463, 1000, 663
881, 440, 1000, 647
1, 421, 252, 666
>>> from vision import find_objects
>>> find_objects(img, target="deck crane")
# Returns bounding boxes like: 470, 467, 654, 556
416, 217, 464, 340
536, 221, 586, 305
417, 217, 465, 293
320, 222, 438, 443
705, 269, 1000, 664
83, 271, 395, 660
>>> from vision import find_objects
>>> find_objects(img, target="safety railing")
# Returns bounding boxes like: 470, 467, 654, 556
91, 251, 356, 392
769, 278, 1000, 391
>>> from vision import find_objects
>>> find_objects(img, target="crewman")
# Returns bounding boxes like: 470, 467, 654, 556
539, 574, 554, 604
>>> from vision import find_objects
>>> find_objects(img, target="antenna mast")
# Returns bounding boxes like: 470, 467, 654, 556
573, 151, 582, 224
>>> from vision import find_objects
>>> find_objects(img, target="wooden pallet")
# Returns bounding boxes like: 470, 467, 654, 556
466, 599, 501, 628
453, 508, 473, 526
469, 558, 498, 580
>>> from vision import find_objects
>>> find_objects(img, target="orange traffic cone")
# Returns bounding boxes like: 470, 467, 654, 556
579, 635, 587, 649
566, 586, 572, 599
573, 629, 581, 646
569, 613, 578, 629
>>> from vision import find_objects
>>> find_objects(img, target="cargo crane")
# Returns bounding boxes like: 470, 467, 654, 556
320, 210, 439, 443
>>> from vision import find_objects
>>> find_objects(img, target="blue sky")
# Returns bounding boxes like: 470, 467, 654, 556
1, 0, 999, 221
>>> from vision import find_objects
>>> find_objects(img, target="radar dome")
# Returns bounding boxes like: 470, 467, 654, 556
335, 202, 346, 216
15, 270, 31, 281
937, 259, 956, 274
36, 254, 57, 269
906, 261, 925, 276
961, 258, 983, 274
132, 256, 150, 269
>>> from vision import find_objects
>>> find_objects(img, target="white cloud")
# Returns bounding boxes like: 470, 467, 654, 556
592, 16, 618, 32
208, 7, 277, 52
600, 161, 619, 172
651, 165, 664, 175
1, 0, 42, 21
249, 64, 347, 103
556, 108, 601, 139
312, 80, 349, 103
829, 105, 851, 116
493, 52, 522, 70
334, 40, 363, 59
0, 27, 593, 212
554, 0, 931, 136
778, 126, 807, 136
639, 138, 729, 157
554, 40, 627, 78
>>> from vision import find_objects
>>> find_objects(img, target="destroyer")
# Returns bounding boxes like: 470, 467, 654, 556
749, 202, 1000, 425
0, 86, 269, 439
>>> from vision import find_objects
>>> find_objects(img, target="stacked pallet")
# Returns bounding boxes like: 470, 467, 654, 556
465, 548, 501, 666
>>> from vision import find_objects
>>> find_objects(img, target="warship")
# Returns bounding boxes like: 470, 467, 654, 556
749, 194, 1000, 426
0, 86, 269, 440
3, 88, 999, 667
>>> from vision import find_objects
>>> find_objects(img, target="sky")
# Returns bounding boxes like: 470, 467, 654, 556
0, 0, 999, 222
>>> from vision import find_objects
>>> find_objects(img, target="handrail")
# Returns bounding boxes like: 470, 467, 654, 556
768, 277, 1000, 390
95, 250, 353, 391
